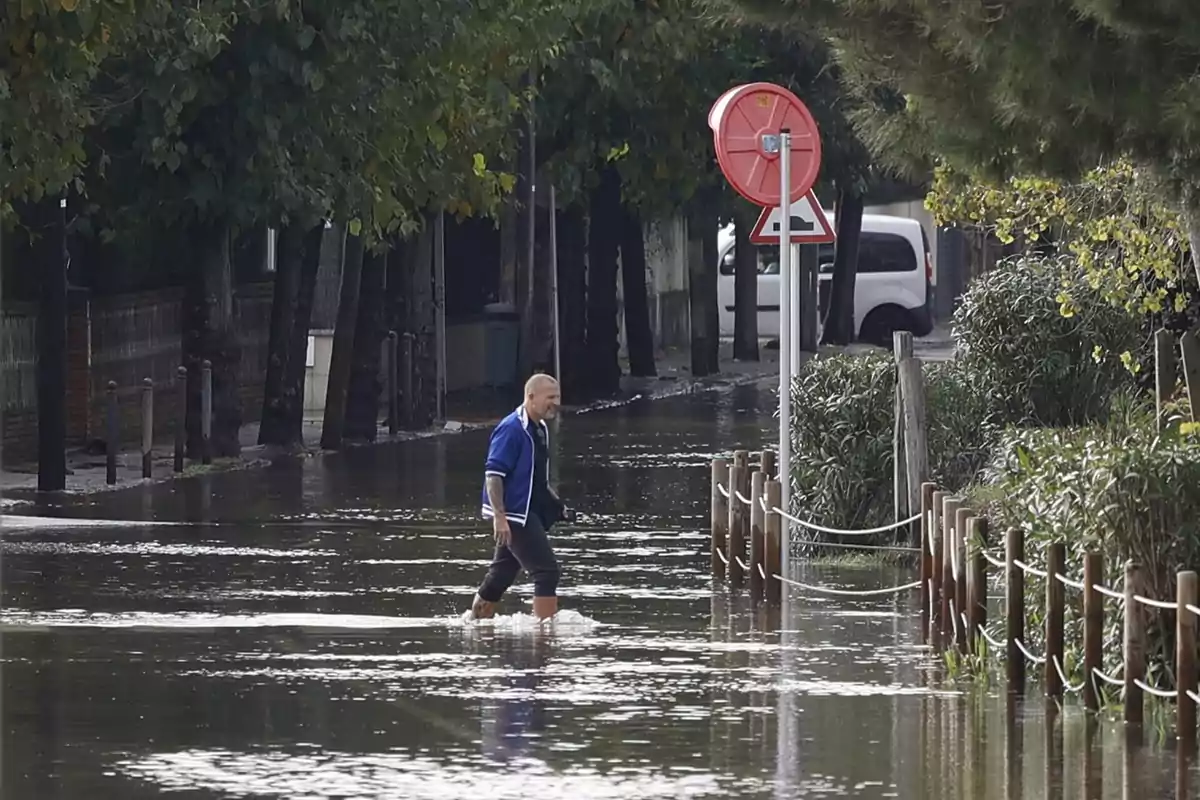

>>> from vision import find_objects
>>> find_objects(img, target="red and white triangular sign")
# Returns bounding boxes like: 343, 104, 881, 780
749, 189, 836, 244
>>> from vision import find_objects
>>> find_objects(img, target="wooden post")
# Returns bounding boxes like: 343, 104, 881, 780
1045, 542, 1066, 698
955, 506, 971, 653
1006, 526, 1025, 695
942, 496, 962, 643
1123, 560, 1145, 727
760, 450, 776, 480
750, 470, 766, 600
1178, 571, 1198, 744
1156, 327, 1176, 432
174, 366, 186, 473
728, 450, 749, 586
200, 359, 213, 465
930, 490, 948, 638
386, 331, 399, 436
893, 332, 913, 525
748, 472, 768, 597
1083, 552, 1104, 712
711, 457, 729, 580
897, 356, 929, 547
919, 482, 936, 642
765, 480, 782, 604
1181, 331, 1200, 422
141, 378, 154, 479
106, 380, 118, 485
966, 516, 988, 654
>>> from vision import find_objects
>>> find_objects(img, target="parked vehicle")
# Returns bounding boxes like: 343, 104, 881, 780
716, 211, 935, 345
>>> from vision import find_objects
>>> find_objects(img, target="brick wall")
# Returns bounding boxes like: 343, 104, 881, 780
1, 283, 275, 465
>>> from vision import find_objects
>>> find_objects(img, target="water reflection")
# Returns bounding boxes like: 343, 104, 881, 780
1, 384, 1197, 797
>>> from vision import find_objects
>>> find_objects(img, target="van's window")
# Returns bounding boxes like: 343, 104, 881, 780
859, 232, 917, 273
719, 246, 784, 276
723, 231, 917, 276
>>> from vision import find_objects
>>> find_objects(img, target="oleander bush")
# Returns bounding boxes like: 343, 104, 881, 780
972, 402, 1200, 691
786, 254, 1143, 550
953, 254, 1141, 427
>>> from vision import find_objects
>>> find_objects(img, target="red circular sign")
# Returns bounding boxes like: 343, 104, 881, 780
709, 83, 822, 207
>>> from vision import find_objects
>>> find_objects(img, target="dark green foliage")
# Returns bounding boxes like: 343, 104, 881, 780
788, 255, 1141, 539
954, 255, 1141, 427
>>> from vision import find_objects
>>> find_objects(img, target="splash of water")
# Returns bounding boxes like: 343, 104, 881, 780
453, 608, 601, 635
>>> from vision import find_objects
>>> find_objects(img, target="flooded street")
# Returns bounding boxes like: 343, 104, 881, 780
0, 383, 1188, 798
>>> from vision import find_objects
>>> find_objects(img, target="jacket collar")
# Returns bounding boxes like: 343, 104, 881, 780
515, 404, 546, 430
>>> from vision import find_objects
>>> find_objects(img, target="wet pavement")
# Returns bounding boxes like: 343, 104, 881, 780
0, 383, 1187, 798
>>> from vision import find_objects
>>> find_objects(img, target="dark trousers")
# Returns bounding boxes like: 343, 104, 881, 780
477, 512, 560, 600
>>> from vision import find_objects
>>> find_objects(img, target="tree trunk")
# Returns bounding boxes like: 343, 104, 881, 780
345, 248, 387, 442
619, 205, 657, 376
820, 189, 864, 345
33, 195, 68, 490
183, 219, 241, 458
686, 208, 711, 377
732, 202, 760, 361
556, 204, 588, 400
1182, 184, 1200, 289
259, 224, 301, 446
403, 215, 437, 428
260, 223, 323, 449
320, 229, 364, 449
699, 203, 721, 373
516, 77, 537, 382
529, 178, 557, 374
586, 166, 623, 396
277, 224, 323, 448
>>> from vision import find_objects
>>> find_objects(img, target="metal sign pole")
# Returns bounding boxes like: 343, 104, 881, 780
778, 130, 792, 573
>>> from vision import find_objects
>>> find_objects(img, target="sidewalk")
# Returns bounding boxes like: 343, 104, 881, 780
0, 343, 782, 499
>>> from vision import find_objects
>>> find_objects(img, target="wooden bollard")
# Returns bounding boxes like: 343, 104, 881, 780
200, 359, 213, 465
919, 482, 936, 642
727, 450, 749, 586
1083, 552, 1104, 712
749, 470, 766, 600
930, 490, 948, 638
386, 331, 399, 436
966, 516, 988, 654
711, 457, 729, 580
1006, 526, 1026, 695
765, 480, 782, 604
1123, 560, 1146, 727
954, 506, 971, 653
760, 450, 776, 480
942, 496, 962, 642
1178, 571, 1198, 743
174, 366, 186, 473
1045, 542, 1066, 698
106, 380, 118, 485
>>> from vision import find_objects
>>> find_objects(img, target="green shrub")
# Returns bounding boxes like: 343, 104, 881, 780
953, 254, 1140, 427
974, 407, 1200, 690
787, 353, 996, 541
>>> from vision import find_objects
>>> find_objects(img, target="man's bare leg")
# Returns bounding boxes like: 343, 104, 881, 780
532, 596, 558, 620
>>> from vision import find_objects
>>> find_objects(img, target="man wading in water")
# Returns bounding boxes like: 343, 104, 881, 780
468, 373, 570, 621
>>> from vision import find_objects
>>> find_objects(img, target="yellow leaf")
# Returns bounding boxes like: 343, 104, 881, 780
60, 0, 78, 11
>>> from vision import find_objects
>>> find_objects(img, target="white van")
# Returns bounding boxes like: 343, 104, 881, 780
716, 212, 934, 345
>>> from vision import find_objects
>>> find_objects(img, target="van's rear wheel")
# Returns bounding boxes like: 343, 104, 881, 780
859, 305, 913, 348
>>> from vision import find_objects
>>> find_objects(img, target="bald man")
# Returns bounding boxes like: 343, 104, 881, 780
469, 374, 569, 620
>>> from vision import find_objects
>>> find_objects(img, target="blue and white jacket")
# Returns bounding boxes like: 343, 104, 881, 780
481, 405, 548, 526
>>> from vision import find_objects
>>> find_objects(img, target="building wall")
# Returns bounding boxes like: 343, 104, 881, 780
0, 284, 273, 464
